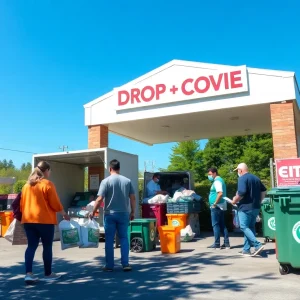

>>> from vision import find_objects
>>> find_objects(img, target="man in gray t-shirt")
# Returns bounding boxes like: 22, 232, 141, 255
90, 159, 136, 272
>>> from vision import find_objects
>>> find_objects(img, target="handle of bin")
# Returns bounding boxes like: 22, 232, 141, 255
279, 196, 290, 208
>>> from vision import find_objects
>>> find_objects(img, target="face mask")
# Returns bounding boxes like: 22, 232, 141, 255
155, 179, 159, 183
208, 175, 214, 181
238, 172, 241, 177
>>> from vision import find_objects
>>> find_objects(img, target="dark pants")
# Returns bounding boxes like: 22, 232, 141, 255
210, 207, 230, 247
24, 223, 54, 276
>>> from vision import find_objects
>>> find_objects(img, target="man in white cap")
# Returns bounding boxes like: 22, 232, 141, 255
232, 163, 267, 256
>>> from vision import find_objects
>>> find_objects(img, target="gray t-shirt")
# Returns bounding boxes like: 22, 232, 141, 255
97, 174, 135, 213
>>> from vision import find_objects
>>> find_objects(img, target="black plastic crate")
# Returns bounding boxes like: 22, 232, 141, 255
167, 201, 201, 214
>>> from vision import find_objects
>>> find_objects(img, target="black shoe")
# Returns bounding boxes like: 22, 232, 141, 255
123, 265, 132, 272
221, 244, 231, 250
102, 266, 113, 272
207, 244, 220, 250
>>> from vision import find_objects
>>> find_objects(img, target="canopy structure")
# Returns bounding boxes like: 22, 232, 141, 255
84, 59, 300, 159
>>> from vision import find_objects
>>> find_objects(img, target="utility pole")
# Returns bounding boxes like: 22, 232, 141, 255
59, 145, 68, 152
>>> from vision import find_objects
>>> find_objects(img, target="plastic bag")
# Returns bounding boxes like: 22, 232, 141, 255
59, 220, 82, 250
233, 210, 240, 228
180, 225, 195, 242
4, 219, 27, 245
80, 219, 100, 248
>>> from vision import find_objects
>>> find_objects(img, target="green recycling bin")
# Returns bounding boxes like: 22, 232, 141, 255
268, 187, 300, 275
261, 198, 276, 243
128, 219, 157, 253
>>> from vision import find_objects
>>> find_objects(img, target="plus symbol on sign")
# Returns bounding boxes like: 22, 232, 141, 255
170, 85, 178, 94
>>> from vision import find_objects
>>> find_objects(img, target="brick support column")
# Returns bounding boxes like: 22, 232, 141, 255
270, 102, 298, 159
88, 125, 108, 149
87, 125, 108, 191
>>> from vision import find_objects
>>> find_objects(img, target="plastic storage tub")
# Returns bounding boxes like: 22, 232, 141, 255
129, 219, 157, 253
158, 225, 181, 254
261, 198, 275, 242
0, 211, 14, 236
268, 187, 300, 275
166, 214, 188, 230
167, 201, 201, 214
142, 203, 167, 228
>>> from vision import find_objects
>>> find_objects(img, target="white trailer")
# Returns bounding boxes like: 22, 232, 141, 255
32, 148, 139, 240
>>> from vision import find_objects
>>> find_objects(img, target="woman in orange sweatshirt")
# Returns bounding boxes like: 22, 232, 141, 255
21, 161, 70, 284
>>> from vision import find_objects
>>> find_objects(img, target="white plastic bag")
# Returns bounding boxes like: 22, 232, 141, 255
4, 219, 16, 243
233, 210, 240, 228
80, 219, 100, 248
59, 220, 82, 250
180, 225, 195, 242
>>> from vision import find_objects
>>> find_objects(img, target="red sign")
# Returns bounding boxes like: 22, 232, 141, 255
275, 158, 300, 186
116, 67, 248, 109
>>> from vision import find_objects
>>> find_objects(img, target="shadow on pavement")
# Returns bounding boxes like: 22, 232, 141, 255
0, 250, 278, 300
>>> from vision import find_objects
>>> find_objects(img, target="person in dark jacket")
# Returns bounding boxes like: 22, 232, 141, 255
232, 163, 266, 257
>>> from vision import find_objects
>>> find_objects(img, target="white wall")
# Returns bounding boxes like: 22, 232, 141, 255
106, 148, 139, 217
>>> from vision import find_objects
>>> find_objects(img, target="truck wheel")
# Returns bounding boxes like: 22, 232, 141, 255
130, 237, 143, 253
279, 264, 289, 275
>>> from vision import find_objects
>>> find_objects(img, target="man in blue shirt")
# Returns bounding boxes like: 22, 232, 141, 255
207, 168, 230, 250
232, 163, 266, 257
146, 173, 168, 197
91, 159, 136, 272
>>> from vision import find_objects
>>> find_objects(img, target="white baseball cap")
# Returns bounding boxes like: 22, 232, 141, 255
233, 163, 248, 171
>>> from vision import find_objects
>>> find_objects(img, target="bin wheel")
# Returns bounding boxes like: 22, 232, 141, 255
153, 243, 156, 250
279, 264, 289, 275
264, 238, 269, 243
130, 237, 143, 253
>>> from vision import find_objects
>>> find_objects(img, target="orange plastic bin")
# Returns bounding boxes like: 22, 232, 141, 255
158, 225, 181, 254
0, 211, 14, 237
166, 213, 188, 230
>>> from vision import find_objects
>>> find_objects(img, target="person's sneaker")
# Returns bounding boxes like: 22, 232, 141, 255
24, 273, 39, 285
238, 250, 252, 256
221, 244, 231, 250
43, 273, 61, 281
207, 244, 220, 250
102, 266, 113, 272
251, 245, 265, 257
123, 265, 132, 272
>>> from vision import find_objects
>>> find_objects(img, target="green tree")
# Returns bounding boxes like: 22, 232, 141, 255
166, 141, 205, 182
14, 180, 27, 193
202, 134, 273, 185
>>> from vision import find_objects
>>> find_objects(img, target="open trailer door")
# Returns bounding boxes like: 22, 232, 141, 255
32, 148, 139, 240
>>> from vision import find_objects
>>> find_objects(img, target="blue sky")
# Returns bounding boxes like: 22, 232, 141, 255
0, 0, 300, 171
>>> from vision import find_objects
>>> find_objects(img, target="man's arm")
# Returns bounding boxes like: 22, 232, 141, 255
260, 181, 267, 202
91, 196, 104, 217
129, 182, 136, 220
90, 181, 106, 218
130, 194, 136, 220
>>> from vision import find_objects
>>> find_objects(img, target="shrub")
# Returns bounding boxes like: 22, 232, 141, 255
13, 180, 27, 193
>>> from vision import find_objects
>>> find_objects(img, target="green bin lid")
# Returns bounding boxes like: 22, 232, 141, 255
130, 218, 156, 223
268, 186, 300, 195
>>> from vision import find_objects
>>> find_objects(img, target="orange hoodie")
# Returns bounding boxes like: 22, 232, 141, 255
21, 179, 63, 225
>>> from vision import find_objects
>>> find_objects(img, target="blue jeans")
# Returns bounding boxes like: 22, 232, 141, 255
210, 207, 230, 247
23, 223, 54, 276
238, 209, 262, 252
104, 212, 130, 269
